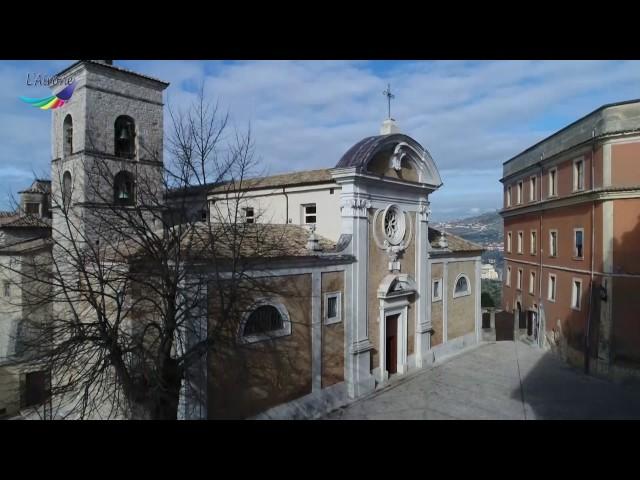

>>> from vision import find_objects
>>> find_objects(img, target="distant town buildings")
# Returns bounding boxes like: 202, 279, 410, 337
481, 262, 499, 281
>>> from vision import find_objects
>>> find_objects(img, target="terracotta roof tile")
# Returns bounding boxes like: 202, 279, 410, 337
209, 169, 333, 194
1, 215, 51, 228
107, 223, 345, 264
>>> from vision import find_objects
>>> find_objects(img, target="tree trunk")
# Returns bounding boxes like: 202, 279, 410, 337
151, 358, 182, 420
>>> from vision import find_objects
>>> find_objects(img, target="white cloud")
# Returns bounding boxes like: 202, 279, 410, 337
2, 60, 640, 219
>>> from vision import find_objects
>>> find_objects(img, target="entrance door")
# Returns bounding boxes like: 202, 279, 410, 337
495, 311, 515, 341
527, 311, 534, 336
386, 315, 399, 375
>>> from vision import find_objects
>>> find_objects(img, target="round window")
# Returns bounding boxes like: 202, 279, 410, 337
383, 205, 405, 245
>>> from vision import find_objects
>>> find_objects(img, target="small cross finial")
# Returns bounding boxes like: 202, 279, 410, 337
382, 83, 395, 120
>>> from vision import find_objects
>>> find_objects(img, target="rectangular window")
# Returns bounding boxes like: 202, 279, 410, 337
327, 297, 337, 319
517, 181, 523, 204
529, 271, 536, 295
25, 203, 40, 215
507, 232, 512, 253
530, 176, 537, 202
549, 230, 558, 257
244, 207, 255, 224
530, 230, 537, 255
574, 159, 585, 191
517, 231, 523, 254
507, 186, 512, 207
303, 204, 316, 224
548, 168, 557, 197
432, 278, 442, 301
3, 281, 9, 297
574, 228, 584, 259
506, 266, 511, 287
517, 268, 523, 290
324, 292, 342, 324
548, 274, 556, 301
572, 279, 582, 310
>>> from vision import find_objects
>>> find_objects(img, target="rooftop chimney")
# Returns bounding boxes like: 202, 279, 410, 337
380, 118, 400, 135
306, 225, 322, 252
437, 230, 449, 249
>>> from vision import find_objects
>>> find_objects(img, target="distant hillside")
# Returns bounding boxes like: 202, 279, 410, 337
434, 210, 502, 245
433, 210, 504, 269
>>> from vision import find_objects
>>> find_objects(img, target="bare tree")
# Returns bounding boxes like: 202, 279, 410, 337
2, 87, 306, 420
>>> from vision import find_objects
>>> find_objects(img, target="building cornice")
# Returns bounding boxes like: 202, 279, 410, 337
501, 130, 640, 183
330, 168, 436, 193
503, 97, 640, 176
505, 256, 640, 278
52, 150, 163, 167
55, 60, 169, 89
183, 254, 356, 273
82, 84, 164, 107
500, 186, 640, 218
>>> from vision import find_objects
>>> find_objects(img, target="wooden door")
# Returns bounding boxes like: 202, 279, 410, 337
495, 311, 514, 341
386, 315, 398, 374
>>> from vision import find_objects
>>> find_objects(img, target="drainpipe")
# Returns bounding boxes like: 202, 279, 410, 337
537, 154, 544, 346
585, 128, 597, 374
282, 187, 289, 224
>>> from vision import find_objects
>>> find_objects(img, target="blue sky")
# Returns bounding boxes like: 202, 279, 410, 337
3, 60, 640, 220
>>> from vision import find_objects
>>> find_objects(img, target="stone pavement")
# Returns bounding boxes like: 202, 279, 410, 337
324, 341, 640, 420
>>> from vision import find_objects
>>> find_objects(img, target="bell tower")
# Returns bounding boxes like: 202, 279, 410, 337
50, 60, 169, 244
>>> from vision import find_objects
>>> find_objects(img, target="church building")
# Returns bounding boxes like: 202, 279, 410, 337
194, 121, 485, 419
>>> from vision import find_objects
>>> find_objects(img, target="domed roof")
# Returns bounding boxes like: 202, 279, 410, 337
335, 133, 442, 187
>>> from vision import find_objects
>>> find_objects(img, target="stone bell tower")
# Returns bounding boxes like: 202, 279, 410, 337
50, 60, 169, 245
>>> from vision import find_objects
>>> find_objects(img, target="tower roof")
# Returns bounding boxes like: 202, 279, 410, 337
18, 179, 51, 195
55, 60, 170, 89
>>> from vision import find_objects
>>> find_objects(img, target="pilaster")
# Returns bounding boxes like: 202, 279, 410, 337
341, 195, 375, 398
415, 200, 432, 367
311, 271, 322, 392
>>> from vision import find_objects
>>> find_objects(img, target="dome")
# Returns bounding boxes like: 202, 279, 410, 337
335, 133, 443, 188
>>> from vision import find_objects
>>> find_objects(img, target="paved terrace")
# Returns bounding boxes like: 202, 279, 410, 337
324, 341, 640, 420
